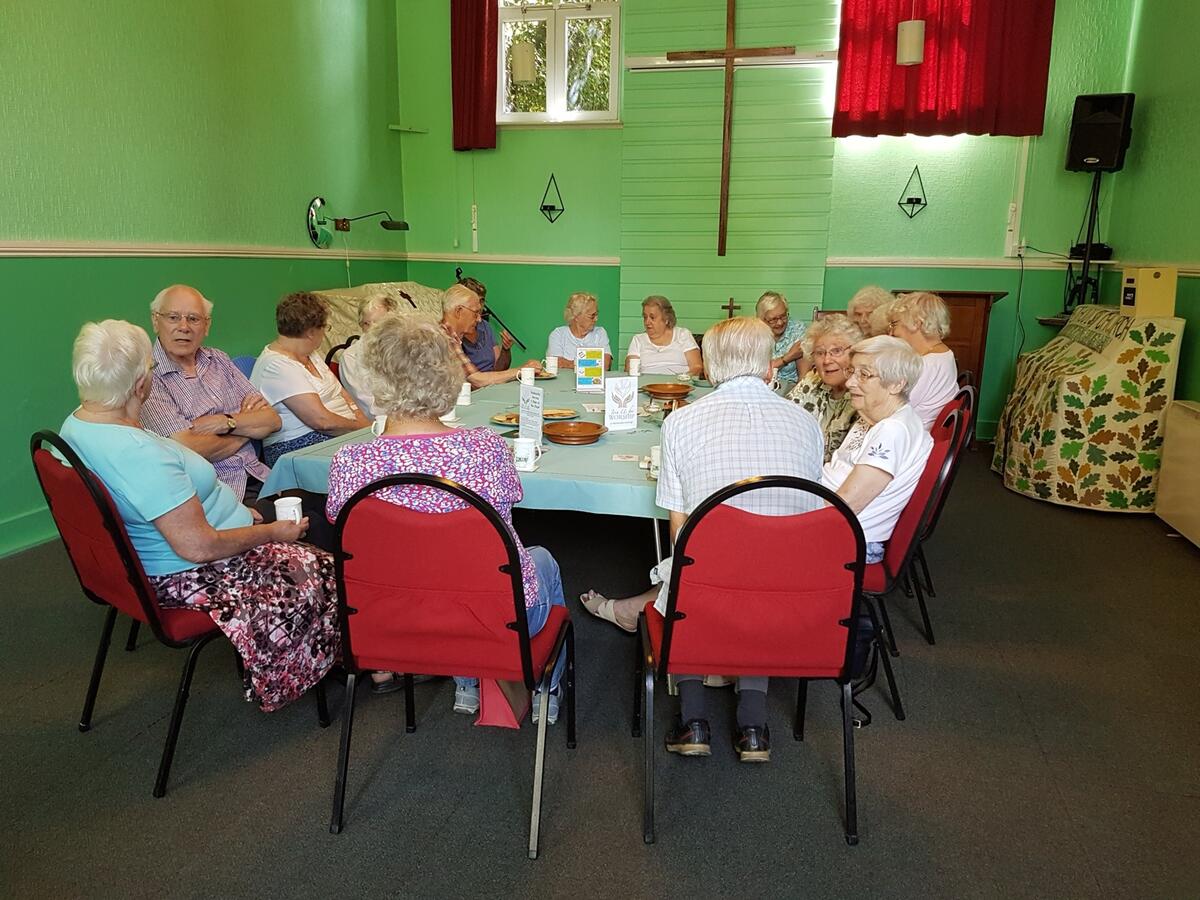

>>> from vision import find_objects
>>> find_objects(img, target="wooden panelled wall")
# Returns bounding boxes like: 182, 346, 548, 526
617, 0, 838, 355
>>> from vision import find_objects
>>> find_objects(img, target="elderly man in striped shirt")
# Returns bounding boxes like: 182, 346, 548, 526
140, 285, 282, 501
439, 283, 542, 389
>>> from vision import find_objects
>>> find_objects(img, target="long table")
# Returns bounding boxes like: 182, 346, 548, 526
262, 375, 712, 528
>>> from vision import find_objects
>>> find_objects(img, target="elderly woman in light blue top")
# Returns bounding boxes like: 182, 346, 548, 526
755, 291, 808, 386
546, 291, 612, 370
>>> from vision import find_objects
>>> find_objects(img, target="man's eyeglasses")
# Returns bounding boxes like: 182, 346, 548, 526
154, 312, 208, 326
811, 346, 849, 358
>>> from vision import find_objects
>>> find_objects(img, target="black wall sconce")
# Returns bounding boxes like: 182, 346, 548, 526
540, 174, 564, 223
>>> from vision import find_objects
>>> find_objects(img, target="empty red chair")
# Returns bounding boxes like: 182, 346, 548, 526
328, 473, 576, 859
29, 430, 329, 797
632, 476, 903, 846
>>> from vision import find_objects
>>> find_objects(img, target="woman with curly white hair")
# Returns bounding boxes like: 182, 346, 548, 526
546, 291, 612, 370
820, 335, 934, 563
885, 291, 959, 429
847, 285, 893, 336
787, 314, 863, 461
59, 319, 339, 712
325, 315, 568, 722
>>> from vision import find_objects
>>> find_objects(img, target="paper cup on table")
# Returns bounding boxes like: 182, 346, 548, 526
439, 408, 458, 425
629, 358, 641, 377
457, 382, 472, 406
519, 367, 536, 386
649, 445, 661, 479
513, 437, 543, 472
543, 357, 559, 375
273, 496, 303, 524
371, 414, 388, 436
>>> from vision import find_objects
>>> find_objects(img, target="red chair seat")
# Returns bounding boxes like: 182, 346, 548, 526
159, 607, 222, 643
863, 562, 887, 594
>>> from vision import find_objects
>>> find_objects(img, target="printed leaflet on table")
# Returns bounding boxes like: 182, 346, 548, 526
604, 376, 638, 432
518, 384, 543, 444
575, 347, 605, 394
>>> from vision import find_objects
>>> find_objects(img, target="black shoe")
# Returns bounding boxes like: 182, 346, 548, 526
370, 673, 439, 694
665, 717, 711, 756
734, 724, 771, 763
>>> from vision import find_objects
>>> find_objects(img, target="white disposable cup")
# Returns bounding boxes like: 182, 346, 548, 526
649, 444, 661, 478
371, 414, 388, 436
513, 437, 544, 471
543, 357, 559, 375
629, 358, 641, 377
519, 367, 536, 386
273, 496, 303, 524
457, 382, 472, 406
439, 409, 458, 425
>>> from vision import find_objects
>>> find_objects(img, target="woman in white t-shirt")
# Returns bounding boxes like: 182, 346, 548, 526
821, 335, 934, 563
886, 291, 959, 429
251, 293, 371, 466
625, 295, 703, 376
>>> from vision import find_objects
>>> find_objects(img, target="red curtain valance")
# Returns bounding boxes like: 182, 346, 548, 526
832, 0, 1056, 138
451, 0, 498, 151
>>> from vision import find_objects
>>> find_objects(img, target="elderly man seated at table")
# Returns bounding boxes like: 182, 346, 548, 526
140, 285, 281, 501
581, 316, 824, 762
755, 290, 808, 387
338, 293, 399, 416
440, 283, 541, 389
820, 336, 934, 564
885, 291, 959, 429
788, 314, 863, 462
547, 291, 612, 370
457, 276, 514, 373
846, 285, 894, 336
326, 315, 568, 721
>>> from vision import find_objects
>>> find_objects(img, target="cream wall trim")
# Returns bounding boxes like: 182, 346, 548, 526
404, 251, 621, 267
827, 255, 1200, 276
0, 241, 408, 260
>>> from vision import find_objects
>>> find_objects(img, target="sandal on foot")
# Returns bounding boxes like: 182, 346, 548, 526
580, 590, 637, 633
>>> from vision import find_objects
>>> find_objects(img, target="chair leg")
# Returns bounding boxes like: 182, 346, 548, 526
153, 634, 215, 798
315, 678, 331, 728
911, 568, 937, 646
80, 607, 118, 733
900, 569, 913, 598
915, 544, 936, 598
875, 593, 900, 657
403, 674, 416, 734
329, 672, 358, 834
124, 618, 140, 652
528, 677, 552, 860
565, 625, 577, 750
643, 664, 656, 845
864, 602, 905, 722
793, 679, 808, 741
631, 624, 644, 738
840, 681, 859, 846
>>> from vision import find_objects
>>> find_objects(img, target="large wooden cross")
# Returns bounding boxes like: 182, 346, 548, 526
666, 0, 795, 256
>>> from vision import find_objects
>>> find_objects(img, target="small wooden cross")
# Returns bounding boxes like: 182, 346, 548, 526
721, 297, 741, 318
666, 0, 795, 256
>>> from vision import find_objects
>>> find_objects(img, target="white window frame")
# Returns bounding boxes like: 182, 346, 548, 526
497, 1, 620, 125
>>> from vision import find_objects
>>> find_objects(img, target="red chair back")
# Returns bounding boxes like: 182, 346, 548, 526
923, 394, 974, 540
332, 474, 541, 687
658, 477, 865, 681
881, 411, 964, 582
325, 335, 360, 381
932, 385, 975, 441
29, 430, 213, 646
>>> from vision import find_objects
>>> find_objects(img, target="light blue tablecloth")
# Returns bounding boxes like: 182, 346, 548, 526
261, 375, 712, 520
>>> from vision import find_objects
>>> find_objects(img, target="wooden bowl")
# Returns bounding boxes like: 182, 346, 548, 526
543, 421, 608, 445
643, 382, 694, 401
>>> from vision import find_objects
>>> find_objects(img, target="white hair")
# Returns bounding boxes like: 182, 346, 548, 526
150, 284, 213, 317
72, 320, 153, 408
850, 335, 923, 400
442, 283, 480, 314
846, 285, 892, 317
357, 293, 398, 328
703, 316, 772, 386
564, 291, 598, 323
890, 291, 952, 339
364, 315, 461, 418
801, 313, 863, 355
755, 291, 788, 318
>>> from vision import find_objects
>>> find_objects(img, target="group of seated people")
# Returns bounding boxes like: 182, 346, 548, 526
54, 277, 961, 757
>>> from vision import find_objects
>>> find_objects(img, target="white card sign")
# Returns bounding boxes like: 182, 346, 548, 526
575, 347, 605, 393
604, 376, 638, 432
518, 384, 543, 443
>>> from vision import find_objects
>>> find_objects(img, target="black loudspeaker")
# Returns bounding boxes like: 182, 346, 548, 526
1066, 93, 1135, 172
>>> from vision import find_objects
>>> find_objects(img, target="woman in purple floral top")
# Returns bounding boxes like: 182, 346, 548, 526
326, 316, 567, 723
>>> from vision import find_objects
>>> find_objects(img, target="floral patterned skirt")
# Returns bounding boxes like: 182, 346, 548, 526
149, 542, 340, 712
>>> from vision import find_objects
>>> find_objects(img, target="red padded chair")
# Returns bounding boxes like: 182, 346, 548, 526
29, 430, 329, 797
632, 477, 903, 846
328, 473, 576, 859
862, 411, 966, 654
324, 334, 359, 380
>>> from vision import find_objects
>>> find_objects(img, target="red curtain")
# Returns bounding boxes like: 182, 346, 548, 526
450, 0, 498, 151
832, 0, 1056, 138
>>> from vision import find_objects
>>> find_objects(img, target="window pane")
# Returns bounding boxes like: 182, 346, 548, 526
503, 20, 547, 114
566, 17, 611, 112
501, 1, 552, 6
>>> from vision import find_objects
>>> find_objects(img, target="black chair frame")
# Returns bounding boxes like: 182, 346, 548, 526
629, 476, 904, 846
324, 334, 360, 367
29, 431, 330, 799
328, 473, 576, 859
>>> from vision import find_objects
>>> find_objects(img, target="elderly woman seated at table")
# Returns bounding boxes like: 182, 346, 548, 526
547, 291, 612, 370
325, 315, 568, 723
59, 320, 339, 711
787, 314, 863, 462
885, 291, 959, 429
338, 293, 399, 416
846, 285, 893, 336
251, 292, 372, 466
625, 295, 703, 376
755, 290, 809, 387
820, 336, 934, 564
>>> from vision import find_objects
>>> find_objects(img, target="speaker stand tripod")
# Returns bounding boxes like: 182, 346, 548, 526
1064, 170, 1103, 314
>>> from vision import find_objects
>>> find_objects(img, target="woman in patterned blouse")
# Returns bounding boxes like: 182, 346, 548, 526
788, 314, 863, 462
325, 315, 568, 723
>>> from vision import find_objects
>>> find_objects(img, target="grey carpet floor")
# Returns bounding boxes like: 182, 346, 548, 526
3, 452, 1198, 899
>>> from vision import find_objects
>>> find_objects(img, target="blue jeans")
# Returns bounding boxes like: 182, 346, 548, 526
455, 545, 567, 692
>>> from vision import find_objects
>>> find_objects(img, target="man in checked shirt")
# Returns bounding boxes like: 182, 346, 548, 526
140, 285, 282, 502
